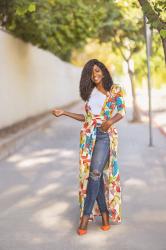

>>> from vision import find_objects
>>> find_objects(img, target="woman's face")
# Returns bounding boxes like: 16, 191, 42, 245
91, 64, 103, 86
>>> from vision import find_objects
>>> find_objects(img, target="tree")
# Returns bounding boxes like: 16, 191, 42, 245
98, 0, 144, 122
0, 0, 106, 60
137, 0, 166, 63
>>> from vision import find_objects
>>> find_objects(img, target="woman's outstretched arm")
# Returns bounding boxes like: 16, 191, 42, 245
63, 111, 85, 122
51, 108, 85, 122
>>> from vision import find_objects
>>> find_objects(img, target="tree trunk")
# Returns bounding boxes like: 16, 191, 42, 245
160, 36, 166, 64
127, 60, 142, 122
137, 0, 166, 63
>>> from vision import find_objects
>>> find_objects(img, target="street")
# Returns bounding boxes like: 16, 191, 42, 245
0, 101, 166, 250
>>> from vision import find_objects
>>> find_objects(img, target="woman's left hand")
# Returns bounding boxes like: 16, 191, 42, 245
99, 120, 112, 132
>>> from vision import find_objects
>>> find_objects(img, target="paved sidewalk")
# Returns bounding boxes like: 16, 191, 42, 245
0, 101, 166, 250
137, 87, 166, 135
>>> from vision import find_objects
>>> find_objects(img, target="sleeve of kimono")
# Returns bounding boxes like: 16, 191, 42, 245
115, 84, 126, 117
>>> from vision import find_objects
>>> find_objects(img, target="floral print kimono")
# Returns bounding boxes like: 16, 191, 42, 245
79, 83, 126, 223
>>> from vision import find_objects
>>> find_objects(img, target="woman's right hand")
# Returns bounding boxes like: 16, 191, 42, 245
52, 109, 65, 117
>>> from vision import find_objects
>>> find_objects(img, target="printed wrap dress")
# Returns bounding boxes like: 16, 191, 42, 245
78, 83, 126, 223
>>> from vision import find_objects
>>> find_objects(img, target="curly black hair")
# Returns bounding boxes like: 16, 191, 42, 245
79, 59, 114, 101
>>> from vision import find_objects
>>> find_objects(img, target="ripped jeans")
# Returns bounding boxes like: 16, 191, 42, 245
83, 126, 110, 216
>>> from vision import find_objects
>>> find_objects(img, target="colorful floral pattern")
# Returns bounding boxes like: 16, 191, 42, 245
78, 84, 126, 223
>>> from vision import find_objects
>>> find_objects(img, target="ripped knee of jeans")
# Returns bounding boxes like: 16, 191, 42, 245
89, 169, 101, 181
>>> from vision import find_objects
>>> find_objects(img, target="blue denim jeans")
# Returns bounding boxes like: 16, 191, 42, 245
83, 126, 110, 216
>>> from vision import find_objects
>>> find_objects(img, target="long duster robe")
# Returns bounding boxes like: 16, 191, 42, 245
78, 83, 126, 223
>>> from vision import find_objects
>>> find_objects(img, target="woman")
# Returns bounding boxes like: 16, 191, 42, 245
52, 59, 126, 236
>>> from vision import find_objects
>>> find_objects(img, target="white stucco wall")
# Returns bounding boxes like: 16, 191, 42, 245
0, 30, 82, 129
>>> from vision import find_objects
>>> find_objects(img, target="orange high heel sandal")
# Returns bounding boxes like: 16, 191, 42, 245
77, 228, 87, 235
100, 212, 111, 231
77, 215, 89, 235
100, 224, 111, 231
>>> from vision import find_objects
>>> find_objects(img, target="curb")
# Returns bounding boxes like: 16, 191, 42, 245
139, 108, 166, 137
0, 114, 53, 161
0, 100, 80, 161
